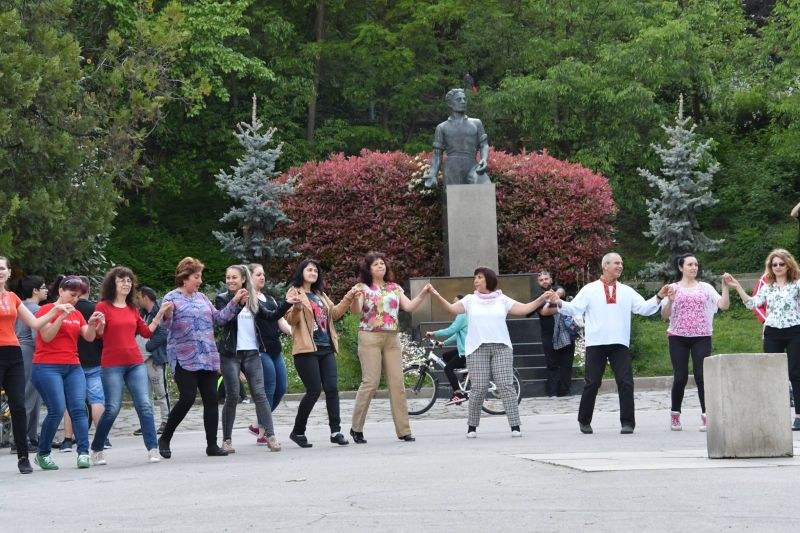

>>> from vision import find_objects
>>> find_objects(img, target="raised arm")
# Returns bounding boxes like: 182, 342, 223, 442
428, 286, 465, 315
724, 273, 759, 307
509, 291, 555, 316
399, 284, 431, 313
17, 302, 72, 331
717, 280, 730, 311
37, 305, 74, 343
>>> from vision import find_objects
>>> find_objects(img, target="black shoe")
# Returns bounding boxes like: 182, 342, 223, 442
18, 457, 33, 474
330, 433, 349, 445
349, 428, 366, 444
289, 432, 312, 448
579, 423, 593, 434
620, 425, 634, 434
133, 427, 143, 436
398, 434, 416, 442
157, 422, 166, 435
157, 437, 171, 459
205, 445, 229, 456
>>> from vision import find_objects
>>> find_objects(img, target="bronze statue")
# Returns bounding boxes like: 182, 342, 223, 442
423, 88, 490, 188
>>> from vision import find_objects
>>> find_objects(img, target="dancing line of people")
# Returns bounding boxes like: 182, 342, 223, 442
1, 247, 799, 475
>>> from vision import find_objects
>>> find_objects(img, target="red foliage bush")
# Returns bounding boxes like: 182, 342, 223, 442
273, 149, 616, 296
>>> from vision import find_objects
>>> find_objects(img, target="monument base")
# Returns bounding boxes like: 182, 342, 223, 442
705, 353, 793, 459
443, 183, 498, 276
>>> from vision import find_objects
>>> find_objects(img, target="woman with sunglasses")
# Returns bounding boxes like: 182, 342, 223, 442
30, 275, 104, 471
726, 249, 800, 430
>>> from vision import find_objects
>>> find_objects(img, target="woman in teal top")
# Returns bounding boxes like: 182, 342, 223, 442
425, 295, 468, 404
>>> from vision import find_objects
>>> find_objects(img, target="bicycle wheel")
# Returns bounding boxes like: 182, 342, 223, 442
481, 370, 522, 416
403, 365, 438, 415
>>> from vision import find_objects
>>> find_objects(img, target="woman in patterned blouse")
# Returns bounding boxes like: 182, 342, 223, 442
660, 254, 729, 432
726, 249, 800, 430
348, 251, 431, 444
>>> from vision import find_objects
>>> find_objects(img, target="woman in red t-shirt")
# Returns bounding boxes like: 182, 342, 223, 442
0, 257, 70, 474
89, 266, 171, 466
31, 275, 103, 471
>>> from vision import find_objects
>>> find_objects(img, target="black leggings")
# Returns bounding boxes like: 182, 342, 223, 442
669, 335, 712, 412
442, 349, 466, 392
160, 363, 219, 446
293, 349, 340, 434
0, 346, 28, 458
764, 325, 800, 415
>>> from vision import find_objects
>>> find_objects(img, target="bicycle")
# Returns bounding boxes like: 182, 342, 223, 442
403, 339, 522, 416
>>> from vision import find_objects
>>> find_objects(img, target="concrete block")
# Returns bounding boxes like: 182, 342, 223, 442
705, 353, 793, 458
443, 183, 498, 276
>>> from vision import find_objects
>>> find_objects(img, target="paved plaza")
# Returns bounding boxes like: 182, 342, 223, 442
2, 387, 799, 532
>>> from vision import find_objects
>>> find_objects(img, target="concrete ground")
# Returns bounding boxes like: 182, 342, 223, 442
2, 388, 799, 532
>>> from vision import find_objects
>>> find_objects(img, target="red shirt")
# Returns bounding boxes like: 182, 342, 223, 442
0, 290, 22, 347
95, 301, 151, 367
34, 304, 86, 364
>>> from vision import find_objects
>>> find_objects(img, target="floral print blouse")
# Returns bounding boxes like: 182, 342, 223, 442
354, 282, 404, 332
745, 280, 800, 329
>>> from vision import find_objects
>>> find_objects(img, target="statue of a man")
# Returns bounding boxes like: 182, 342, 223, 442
423, 88, 490, 188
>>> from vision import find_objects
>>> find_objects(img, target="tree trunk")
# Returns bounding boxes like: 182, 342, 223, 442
306, 1, 325, 143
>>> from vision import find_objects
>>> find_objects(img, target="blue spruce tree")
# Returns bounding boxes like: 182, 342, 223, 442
638, 95, 722, 281
213, 95, 294, 267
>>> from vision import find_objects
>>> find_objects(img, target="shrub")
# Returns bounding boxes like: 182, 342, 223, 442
273, 149, 617, 295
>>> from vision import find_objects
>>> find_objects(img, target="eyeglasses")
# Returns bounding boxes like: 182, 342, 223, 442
37, 286, 47, 291
116, 278, 133, 285
771, 262, 786, 268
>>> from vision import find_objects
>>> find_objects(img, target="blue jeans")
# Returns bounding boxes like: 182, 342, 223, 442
260, 352, 287, 411
92, 364, 158, 451
32, 364, 89, 455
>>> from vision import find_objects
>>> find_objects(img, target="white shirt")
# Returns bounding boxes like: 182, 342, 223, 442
559, 280, 661, 347
461, 293, 515, 355
236, 306, 258, 351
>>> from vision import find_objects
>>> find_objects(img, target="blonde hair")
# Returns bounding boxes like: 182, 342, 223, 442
763, 249, 800, 284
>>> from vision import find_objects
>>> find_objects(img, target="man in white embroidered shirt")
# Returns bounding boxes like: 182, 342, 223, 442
549, 253, 669, 434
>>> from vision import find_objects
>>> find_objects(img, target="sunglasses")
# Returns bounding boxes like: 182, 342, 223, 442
771, 261, 786, 268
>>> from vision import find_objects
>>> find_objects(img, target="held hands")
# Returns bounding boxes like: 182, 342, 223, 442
722, 273, 739, 288
666, 285, 676, 301
475, 158, 488, 174
286, 295, 302, 306
88, 311, 105, 328
53, 303, 74, 315
657, 285, 670, 300
540, 290, 555, 303
234, 288, 249, 304
426, 284, 440, 298
158, 301, 174, 317
346, 286, 364, 300
547, 291, 561, 305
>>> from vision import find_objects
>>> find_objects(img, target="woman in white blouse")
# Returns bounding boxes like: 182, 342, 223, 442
430, 267, 553, 438
725, 249, 800, 431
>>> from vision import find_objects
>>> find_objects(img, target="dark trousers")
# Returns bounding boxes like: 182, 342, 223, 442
554, 343, 576, 397
669, 335, 712, 412
0, 346, 28, 457
293, 349, 340, 434
578, 344, 635, 428
160, 363, 219, 447
442, 349, 466, 392
764, 325, 800, 414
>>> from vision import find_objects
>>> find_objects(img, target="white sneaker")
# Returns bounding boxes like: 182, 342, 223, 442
670, 411, 682, 431
222, 439, 236, 454
147, 449, 161, 463
699, 413, 708, 432
466, 431, 477, 439
90, 450, 106, 466
511, 430, 522, 438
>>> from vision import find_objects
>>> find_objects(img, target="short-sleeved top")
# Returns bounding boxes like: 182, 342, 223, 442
14, 300, 40, 348
306, 292, 331, 346
666, 282, 721, 337
355, 282, 404, 332
95, 301, 152, 367
34, 303, 86, 364
0, 290, 23, 347
745, 280, 800, 329
76, 299, 103, 367
461, 292, 515, 356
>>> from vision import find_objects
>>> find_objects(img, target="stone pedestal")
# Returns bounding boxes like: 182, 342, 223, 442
443, 183, 498, 276
705, 353, 793, 458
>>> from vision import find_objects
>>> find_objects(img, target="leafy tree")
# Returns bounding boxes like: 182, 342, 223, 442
213, 95, 294, 265
638, 95, 722, 280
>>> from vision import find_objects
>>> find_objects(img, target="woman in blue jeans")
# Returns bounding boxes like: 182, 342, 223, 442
31, 276, 104, 470
89, 267, 171, 465
250, 263, 292, 410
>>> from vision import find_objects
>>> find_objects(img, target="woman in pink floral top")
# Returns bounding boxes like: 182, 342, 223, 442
660, 254, 729, 432
348, 251, 431, 443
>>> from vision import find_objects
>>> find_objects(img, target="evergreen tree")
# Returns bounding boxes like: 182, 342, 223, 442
213, 95, 294, 268
638, 95, 722, 280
